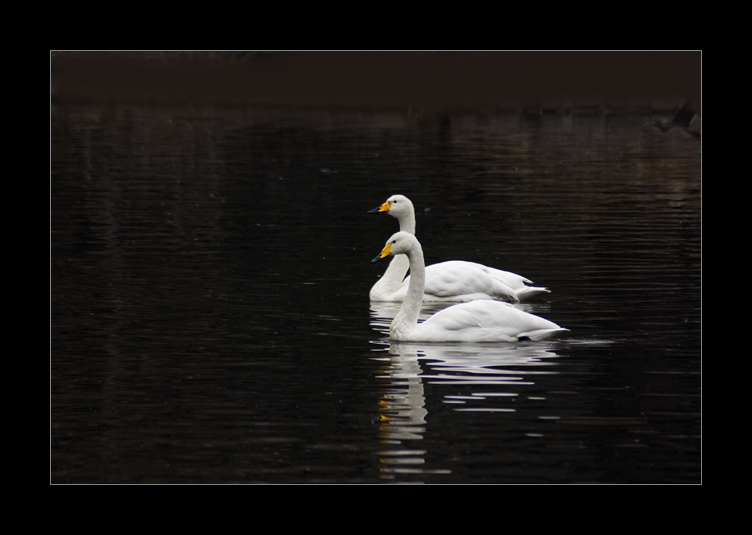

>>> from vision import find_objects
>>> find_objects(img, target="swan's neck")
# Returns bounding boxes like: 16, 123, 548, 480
390, 245, 425, 339
370, 254, 409, 300
370, 209, 416, 301
397, 211, 416, 235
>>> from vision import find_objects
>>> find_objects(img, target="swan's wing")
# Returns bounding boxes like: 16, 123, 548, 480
421, 261, 519, 302
418, 300, 566, 342
397, 260, 548, 303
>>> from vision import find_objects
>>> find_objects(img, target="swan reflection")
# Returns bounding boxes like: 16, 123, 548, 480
371, 338, 563, 480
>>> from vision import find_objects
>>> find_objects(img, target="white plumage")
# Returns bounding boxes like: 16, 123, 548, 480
372, 232, 567, 342
368, 194, 549, 302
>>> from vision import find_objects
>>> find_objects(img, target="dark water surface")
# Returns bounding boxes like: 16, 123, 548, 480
51, 104, 701, 484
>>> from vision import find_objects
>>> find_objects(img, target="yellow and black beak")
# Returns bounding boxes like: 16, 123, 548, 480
371, 242, 393, 263
367, 201, 392, 214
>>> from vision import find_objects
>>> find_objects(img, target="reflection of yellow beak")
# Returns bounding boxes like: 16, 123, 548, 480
378, 201, 392, 212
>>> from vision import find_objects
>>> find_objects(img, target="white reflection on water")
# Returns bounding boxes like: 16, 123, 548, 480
370, 334, 563, 480
374, 341, 561, 403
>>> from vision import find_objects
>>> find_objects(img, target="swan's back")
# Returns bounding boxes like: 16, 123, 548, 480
402, 300, 567, 342
421, 261, 518, 301
399, 260, 546, 302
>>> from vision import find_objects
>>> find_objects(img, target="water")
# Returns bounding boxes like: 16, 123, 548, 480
51, 104, 701, 484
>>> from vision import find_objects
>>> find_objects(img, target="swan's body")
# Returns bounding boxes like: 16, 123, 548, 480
368, 195, 549, 303
372, 232, 568, 342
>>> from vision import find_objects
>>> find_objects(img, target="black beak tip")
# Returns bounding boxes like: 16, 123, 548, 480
367, 207, 381, 214
371, 255, 383, 263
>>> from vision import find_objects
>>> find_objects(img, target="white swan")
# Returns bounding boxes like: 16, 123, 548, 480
371, 232, 568, 342
368, 194, 549, 303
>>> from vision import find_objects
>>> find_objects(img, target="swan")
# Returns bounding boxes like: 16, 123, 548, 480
368, 194, 549, 302
371, 232, 568, 342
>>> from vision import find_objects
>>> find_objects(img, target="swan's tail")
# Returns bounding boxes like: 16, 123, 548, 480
484, 267, 551, 301
517, 327, 569, 341
514, 285, 551, 300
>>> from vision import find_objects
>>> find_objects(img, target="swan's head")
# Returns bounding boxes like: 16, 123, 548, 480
371, 231, 420, 263
367, 194, 414, 219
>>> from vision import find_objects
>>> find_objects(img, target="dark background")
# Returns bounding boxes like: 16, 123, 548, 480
51, 51, 701, 110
